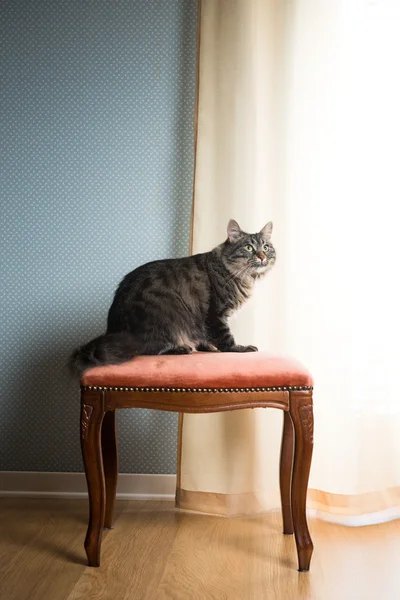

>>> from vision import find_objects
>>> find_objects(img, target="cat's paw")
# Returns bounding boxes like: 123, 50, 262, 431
196, 342, 220, 352
229, 344, 258, 353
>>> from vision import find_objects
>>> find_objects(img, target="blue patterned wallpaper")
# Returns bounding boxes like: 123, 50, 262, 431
0, 0, 197, 473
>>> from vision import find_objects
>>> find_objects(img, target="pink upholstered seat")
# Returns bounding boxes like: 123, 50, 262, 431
81, 351, 313, 390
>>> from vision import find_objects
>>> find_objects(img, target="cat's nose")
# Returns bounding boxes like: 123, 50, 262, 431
256, 252, 266, 263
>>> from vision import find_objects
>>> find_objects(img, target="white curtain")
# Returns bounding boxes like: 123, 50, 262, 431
177, 0, 400, 524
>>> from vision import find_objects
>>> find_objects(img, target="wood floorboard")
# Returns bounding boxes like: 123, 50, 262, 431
0, 498, 399, 600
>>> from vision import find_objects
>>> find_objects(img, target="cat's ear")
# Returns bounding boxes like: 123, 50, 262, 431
227, 219, 242, 243
260, 221, 273, 240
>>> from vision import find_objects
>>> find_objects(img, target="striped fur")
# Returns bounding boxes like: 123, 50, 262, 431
69, 220, 276, 375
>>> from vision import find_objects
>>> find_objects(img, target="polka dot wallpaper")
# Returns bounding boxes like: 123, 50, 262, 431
0, 0, 197, 472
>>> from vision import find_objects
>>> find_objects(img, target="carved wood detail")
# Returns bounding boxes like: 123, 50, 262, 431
298, 403, 314, 444
81, 404, 94, 441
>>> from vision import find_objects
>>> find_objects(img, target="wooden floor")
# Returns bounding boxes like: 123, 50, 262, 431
0, 498, 399, 600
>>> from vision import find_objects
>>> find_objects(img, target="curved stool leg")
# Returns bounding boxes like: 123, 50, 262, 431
280, 410, 294, 534
289, 390, 314, 572
81, 390, 106, 567
102, 410, 118, 529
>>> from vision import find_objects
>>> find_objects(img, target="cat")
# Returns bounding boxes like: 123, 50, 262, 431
69, 219, 276, 375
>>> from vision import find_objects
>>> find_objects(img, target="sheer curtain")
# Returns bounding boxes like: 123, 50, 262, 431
177, 0, 400, 524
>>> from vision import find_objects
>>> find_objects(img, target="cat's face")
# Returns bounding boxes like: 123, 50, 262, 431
222, 219, 276, 278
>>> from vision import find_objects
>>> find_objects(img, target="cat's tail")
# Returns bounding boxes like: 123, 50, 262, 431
68, 332, 140, 377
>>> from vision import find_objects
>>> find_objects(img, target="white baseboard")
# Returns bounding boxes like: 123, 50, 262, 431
307, 506, 400, 527
0, 471, 176, 500
2, 472, 398, 527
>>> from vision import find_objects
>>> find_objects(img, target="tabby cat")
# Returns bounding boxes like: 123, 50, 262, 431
69, 219, 276, 375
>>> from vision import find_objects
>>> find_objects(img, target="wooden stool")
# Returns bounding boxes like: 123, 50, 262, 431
80, 352, 314, 571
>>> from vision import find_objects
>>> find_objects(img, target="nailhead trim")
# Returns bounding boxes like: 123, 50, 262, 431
81, 385, 313, 393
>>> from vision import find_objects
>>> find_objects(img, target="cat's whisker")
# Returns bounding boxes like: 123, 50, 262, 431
225, 264, 250, 284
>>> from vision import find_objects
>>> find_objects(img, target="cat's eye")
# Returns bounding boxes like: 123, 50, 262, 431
263, 244, 270, 251
245, 244, 254, 253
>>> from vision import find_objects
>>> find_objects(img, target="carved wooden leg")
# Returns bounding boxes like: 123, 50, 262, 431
101, 410, 118, 529
279, 410, 294, 534
289, 390, 314, 572
81, 390, 106, 567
